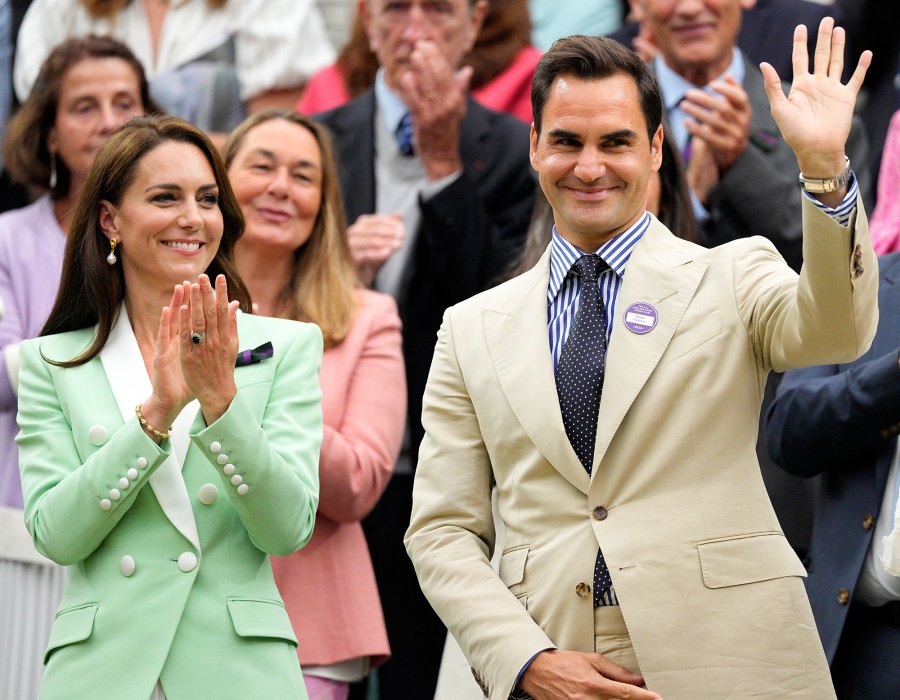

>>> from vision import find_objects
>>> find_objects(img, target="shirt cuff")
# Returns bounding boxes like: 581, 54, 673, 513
514, 648, 555, 691
690, 189, 711, 223
421, 170, 462, 200
802, 171, 859, 228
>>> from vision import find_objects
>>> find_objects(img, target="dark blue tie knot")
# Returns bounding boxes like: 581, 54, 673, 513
573, 254, 607, 285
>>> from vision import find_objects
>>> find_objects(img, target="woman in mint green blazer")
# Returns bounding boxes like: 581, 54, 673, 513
15, 115, 323, 700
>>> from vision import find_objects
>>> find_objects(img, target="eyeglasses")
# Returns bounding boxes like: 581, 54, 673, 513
377, 0, 462, 25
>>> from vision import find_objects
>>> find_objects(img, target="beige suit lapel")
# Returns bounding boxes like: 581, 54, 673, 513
593, 219, 709, 474
483, 246, 590, 495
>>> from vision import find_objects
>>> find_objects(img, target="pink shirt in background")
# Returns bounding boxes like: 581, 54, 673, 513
871, 110, 900, 256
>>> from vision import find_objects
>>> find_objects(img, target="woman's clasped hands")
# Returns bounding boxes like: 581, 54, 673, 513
141, 273, 241, 438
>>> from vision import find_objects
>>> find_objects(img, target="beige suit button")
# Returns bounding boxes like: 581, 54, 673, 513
852, 244, 864, 279
863, 514, 875, 531
88, 424, 109, 446
217, 454, 229, 465
575, 582, 592, 598
119, 555, 136, 577
99, 499, 112, 510
127, 468, 139, 480
592, 506, 608, 521
223, 464, 236, 475
118, 477, 129, 489
198, 483, 219, 505
837, 588, 850, 605
236, 484, 249, 496
178, 552, 198, 572
231, 474, 243, 486
210, 441, 222, 453
136, 457, 148, 469
109, 488, 121, 501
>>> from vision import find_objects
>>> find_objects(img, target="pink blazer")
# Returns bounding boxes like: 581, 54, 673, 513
271, 289, 406, 668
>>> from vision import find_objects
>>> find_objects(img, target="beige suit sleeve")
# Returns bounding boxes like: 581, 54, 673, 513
405, 310, 555, 700
735, 193, 879, 373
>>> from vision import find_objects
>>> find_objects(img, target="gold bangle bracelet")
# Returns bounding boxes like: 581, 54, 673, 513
135, 404, 172, 442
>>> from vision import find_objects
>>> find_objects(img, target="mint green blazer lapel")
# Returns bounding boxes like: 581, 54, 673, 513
99, 307, 201, 551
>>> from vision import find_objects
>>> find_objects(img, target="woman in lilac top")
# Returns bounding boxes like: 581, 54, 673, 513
0, 36, 152, 699
0, 36, 152, 508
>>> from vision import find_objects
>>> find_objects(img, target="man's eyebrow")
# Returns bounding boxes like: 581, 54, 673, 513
602, 129, 639, 141
546, 128, 640, 141
547, 128, 580, 140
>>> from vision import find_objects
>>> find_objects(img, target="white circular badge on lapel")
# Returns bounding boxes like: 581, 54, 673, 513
88, 424, 109, 446
623, 302, 659, 334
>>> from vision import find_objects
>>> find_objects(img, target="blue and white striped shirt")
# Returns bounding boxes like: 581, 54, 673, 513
804, 174, 859, 228
548, 213, 651, 370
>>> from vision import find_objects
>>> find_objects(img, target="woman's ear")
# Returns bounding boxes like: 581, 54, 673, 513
98, 200, 119, 240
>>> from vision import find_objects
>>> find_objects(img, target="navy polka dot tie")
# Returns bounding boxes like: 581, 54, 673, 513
396, 111, 414, 156
555, 254, 613, 606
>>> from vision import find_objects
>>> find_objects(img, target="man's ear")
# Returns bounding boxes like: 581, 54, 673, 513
357, 0, 379, 54
465, 0, 489, 53
98, 200, 119, 240
529, 124, 539, 172
650, 124, 664, 173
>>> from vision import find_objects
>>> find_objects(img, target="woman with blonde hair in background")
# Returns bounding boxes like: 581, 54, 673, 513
224, 109, 406, 700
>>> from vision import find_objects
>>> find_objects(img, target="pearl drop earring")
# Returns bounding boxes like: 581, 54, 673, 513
49, 152, 58, 190
107, 238, 118, 265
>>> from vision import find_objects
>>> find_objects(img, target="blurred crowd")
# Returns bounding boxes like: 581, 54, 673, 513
0, 1, 898, 699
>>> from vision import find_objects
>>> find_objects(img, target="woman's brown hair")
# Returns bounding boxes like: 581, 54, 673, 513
41, 114, 252, 366
80, 0, 225, 18
3, 35, 156, 197
223, 109, 359, 348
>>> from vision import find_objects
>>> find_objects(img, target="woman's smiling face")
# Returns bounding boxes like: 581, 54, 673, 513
99, 140, 224, 294
228, 118, 324, 256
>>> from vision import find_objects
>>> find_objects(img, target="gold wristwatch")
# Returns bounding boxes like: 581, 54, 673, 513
798, 156, 851, 193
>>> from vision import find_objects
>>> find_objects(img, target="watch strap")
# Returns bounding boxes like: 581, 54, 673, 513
798, 156, 851, 193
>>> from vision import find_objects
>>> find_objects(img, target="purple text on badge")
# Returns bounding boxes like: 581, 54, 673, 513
623, 302, 658, 334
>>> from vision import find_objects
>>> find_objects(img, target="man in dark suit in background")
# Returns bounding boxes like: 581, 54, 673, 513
610, 0, 839, 83
766, 252, 900, 699
623, 0, 869, 272
315, 0, 537, 696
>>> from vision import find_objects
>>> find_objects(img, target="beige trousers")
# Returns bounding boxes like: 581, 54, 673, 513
594, 605, 641, 675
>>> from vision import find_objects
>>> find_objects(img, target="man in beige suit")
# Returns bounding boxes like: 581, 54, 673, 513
406, 20, 876, 700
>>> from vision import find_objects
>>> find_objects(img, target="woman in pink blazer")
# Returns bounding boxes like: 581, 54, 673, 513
225, 110, 406, 700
